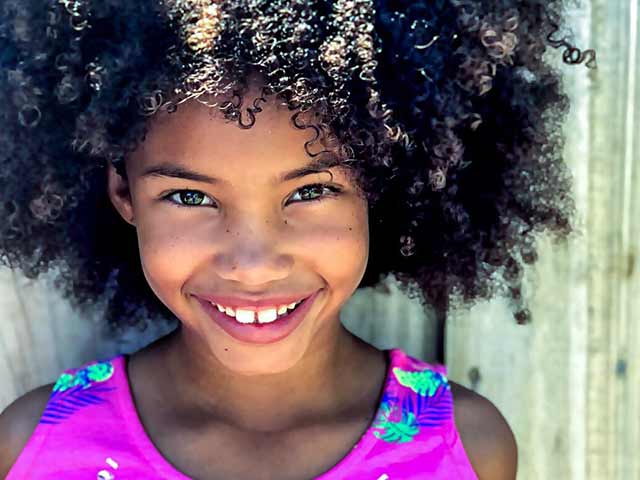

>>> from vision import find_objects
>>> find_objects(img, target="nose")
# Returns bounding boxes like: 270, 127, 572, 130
212, 212, 293, 286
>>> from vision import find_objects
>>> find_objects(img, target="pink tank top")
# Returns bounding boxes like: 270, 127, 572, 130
6, 348, 478, 479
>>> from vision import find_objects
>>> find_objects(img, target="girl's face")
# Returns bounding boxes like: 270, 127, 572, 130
107, 93, 369, 375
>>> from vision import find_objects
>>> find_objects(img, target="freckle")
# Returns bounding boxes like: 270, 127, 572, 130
348, 227, 352, 231
226, 229, 230, 233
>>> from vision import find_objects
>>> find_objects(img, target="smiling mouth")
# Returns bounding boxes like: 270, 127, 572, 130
208, 296, 310, 324
196, 289, 322, 344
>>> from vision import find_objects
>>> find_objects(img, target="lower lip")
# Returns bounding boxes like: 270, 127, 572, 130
195, 290, 321, 345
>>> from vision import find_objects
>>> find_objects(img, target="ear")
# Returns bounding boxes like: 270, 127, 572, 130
106, 162, 135, 226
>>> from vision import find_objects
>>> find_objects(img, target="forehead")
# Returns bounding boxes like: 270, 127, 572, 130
135, 93, 313, 158
146, 94, 310, 150
127, 91, 349, 186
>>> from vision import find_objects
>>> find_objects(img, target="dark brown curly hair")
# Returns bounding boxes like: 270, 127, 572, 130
0, 0, 595, 338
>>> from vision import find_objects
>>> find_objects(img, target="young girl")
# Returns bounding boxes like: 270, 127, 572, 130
0, 0, 594, 478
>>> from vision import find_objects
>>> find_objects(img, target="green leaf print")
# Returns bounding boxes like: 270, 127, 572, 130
86, 362, 115, 382
42, 359, 117, 425
392, 367, 446, 397
52, 372, 80, 393
52, 360, 115, 393
372, 401, 420, 443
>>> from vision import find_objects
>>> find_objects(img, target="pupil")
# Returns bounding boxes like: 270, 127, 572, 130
183, 191, 202, 205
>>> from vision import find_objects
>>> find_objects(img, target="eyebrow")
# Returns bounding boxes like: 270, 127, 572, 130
139, 155, 343, 185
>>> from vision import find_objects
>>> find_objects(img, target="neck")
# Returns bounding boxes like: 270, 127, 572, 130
157, 322, 379, 433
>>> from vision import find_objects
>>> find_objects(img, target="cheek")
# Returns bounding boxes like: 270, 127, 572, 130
135, 213, 204, 299
295, 201, 369, 281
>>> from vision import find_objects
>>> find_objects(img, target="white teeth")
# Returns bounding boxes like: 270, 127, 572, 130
210, 298, 306, 324
257, 308, 278, 324
235, 309, 255, 324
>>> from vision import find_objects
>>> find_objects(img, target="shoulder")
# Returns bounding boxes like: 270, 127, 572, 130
0, 382, 55, 478
448, 380, 518, 480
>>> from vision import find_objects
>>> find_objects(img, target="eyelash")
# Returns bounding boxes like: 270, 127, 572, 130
161, 183, 343, 209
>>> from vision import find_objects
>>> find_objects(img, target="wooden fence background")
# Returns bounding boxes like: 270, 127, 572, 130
1, 1, 637, 479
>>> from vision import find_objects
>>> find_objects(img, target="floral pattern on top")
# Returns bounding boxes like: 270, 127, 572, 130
371, 366, 452, 444
392, 367, 447, 397
40, 359, 117, 425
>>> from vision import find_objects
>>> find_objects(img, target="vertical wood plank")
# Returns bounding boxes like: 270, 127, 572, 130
587, 0, 639, 478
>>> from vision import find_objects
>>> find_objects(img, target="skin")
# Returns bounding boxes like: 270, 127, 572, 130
0, 86, 517, 479
108, 90, 378, 428
106, 89, 391, 477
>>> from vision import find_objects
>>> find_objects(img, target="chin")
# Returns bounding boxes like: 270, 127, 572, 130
211, 340, 309, 376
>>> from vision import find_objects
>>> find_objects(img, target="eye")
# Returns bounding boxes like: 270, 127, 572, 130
161, 183, 342, 209
287, 183, 343, 205
162, 190, 216, 208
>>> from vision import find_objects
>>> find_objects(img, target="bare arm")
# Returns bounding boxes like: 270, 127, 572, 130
449, 381, 518, 480
0, 383, 54, 479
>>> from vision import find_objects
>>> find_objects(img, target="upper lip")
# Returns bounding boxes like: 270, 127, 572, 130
194, 291, 318, 310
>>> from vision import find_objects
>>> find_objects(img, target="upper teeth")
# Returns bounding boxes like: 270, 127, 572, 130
211, 300, 303, 324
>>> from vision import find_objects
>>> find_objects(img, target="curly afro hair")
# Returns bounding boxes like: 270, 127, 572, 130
0, 0, 595, 337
